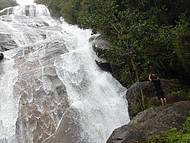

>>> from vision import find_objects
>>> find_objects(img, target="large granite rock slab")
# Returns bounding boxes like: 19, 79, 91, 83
13, 40, 69, 143
0, 38, 70, 143
107, 101, 190, 143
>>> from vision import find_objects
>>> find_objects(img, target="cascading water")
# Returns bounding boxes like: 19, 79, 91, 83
51, 20, 129, 143
0, 50, 18, 143
0, 0, 130, 143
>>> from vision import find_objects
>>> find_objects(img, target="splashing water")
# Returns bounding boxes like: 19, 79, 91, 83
0, 51, 18, 142
54, 20, 130, 143
16, 0, 35, 5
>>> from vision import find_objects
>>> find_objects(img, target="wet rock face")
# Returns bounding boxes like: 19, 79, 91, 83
44, 108, 82, 143
91, 36, 113, 73
11, 40, 69, 143
0, 33, 17, 51
107, 101, 190, 143
90, 35, 110, 50
95, 60, 112, 73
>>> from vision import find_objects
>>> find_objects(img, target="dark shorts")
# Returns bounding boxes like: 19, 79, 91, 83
156, 90, 165, 99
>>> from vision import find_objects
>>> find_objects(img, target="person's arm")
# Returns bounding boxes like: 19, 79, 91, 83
149, 74, 152, 81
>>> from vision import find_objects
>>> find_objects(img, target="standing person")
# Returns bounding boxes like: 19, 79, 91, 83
149, 74, 167, 106
0, 53, 4, 61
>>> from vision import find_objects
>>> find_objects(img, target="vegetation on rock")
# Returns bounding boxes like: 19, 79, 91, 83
143, 115, 190, 143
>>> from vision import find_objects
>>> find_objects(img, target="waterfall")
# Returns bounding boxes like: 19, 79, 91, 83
0, 1, 129, 143
0, 50, 18, 143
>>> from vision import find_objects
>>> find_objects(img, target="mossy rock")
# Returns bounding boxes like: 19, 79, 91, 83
107, 101, 190, 143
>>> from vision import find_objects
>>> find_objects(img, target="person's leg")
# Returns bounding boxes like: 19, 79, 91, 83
163, 98, 167, 105
160, 98, 164, 106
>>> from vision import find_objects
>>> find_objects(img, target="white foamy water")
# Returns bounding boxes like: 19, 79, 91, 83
54, 20, 130, 143
16, 0, 34, 5
0, 51, 18, 142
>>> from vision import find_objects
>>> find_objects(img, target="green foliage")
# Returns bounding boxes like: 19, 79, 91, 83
145, 115, 190, 143
171, 87, 190, 100
37, 0, 190, 86
0, 0, 17, 10
184, 116, 190, 133
148, 129, 190, 143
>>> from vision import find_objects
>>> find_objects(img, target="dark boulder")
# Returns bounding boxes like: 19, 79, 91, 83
89, 35, 110, 50
95, 60, 112, 73
90, 35, 113, 73
126, 79, 186, 118
107, 101, 190, 143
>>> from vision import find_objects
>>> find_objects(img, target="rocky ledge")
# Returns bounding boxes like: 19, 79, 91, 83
107, 101, 190, 143
126, 79, 186, 118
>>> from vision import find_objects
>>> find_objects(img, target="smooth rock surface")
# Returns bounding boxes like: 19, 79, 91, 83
13, 40, 69, 143
107, 101, 190, 143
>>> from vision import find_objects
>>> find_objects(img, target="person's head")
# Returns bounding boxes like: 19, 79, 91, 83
150, 73, 158, 80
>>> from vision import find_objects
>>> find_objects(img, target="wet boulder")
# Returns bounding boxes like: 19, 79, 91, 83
90, 35, 110, 50
95, 60, 112, 73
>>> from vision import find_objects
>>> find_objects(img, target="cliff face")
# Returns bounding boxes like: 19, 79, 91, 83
107, 101, 190, 143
